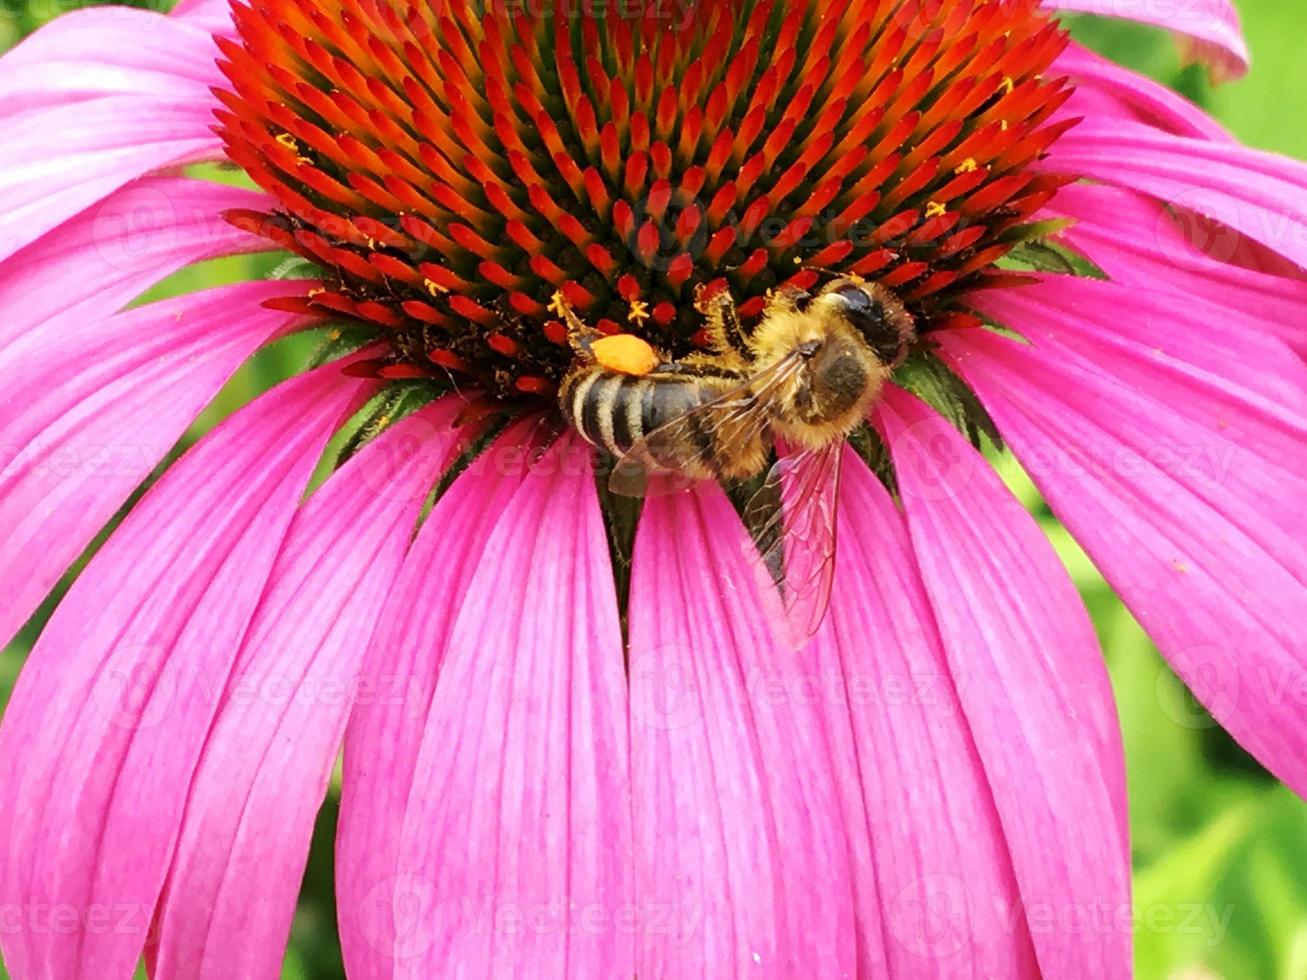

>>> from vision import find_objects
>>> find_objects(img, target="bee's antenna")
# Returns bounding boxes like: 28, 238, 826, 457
798, 265, 868, 288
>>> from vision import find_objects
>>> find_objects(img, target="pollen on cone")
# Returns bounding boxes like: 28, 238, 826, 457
217, 0, 1074, 398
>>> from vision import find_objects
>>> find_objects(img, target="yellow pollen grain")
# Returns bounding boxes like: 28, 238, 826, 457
1174, 561, 1192, 575
1000, 119, 1010, 132
627, 298, 651, 324
548, 291, 569, 317
275, 132, 299, 150
307, 287, 325, 298
999, 76, 1015, 96
424, 278, 448, 297
954, 158, 979, 175
592, 334, 659, 376
925, 201, 947, 219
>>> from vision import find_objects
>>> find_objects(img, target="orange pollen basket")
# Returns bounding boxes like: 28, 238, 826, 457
216, 0, 1076, 399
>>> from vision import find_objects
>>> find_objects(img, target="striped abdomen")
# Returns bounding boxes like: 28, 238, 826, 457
560, 368, 757, 479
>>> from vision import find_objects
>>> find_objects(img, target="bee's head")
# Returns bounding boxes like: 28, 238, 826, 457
808, 278, 916, 368
751, 277, 917, 443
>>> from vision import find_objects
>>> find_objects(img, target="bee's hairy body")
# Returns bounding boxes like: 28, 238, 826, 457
560, 365, 765, 481
557, 276, 915, 484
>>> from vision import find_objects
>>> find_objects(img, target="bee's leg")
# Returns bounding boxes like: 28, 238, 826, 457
551, 289, 602, 362
694, 285, 749, 360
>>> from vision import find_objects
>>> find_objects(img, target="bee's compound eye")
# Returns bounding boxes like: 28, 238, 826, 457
830, 285, 904, 363
830, 283, 878, 320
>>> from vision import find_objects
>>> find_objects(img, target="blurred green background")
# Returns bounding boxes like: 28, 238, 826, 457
1, 2, 1305, 978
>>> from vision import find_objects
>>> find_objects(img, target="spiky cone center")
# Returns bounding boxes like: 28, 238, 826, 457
217, 0, 1075, 400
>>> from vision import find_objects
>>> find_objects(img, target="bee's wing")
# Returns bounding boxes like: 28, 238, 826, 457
744, 441, 842, 647
608, 350, 806, 498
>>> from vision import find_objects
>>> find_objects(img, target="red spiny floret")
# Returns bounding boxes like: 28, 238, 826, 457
218, 0, 1075, 399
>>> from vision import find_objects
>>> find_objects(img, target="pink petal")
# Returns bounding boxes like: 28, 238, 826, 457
336, 423, 540, 980
939, 298, 1307, 797
0, 362, 368, 979
1053, 41, 1232, 142
876, 388, 1131, 979
1043, 0, 1248, 79
0, 280, 307, 651
0, 177, 269, 351
814, 451, 1038, 977
0, 97, 222, 262
153, 403, 462, 979
975, 275, 1307, 458
1049, 184, 1307, 357
384, 435, 633, 977
171, 0, 237, 36
0, 8, 223, 114
629, 485, 856, 978
1044, 118, 1307, 271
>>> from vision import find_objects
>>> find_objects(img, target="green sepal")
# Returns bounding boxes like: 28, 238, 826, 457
893, 349, 1002, 451
337, 380, 441, 466
308, 323, 379, 369
847, 421, 898, 498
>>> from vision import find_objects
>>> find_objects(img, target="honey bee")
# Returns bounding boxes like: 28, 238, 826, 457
556, 275, 915, 643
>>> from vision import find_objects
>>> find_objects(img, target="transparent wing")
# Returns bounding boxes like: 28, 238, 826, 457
744, 441, 842, 647
608, 349, 806, 498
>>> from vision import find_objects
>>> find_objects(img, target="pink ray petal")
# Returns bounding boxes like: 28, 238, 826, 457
0, 97, 222, 263
0, 177, 270, 352
153, 403, 463, 979
0, 362, 370, 980
336, 422, 541, 980
876, 388, 1131, 980
1053, 41, 1232, 142
629, 484, 857, 979
0, 280, 311, 651
171, 0, 238, 37
1043, 0, 1248, 79
810, 450, 1039, 977
974, 276, 1307, 471
0, 8, 224, 114
1049, 184, 1307, 357
1044, 118, 1307, 272
385, 434, 633, 977
939, 305, 1307, 798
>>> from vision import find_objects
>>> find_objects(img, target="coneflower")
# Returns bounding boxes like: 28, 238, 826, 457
0, 0, 1303, 977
